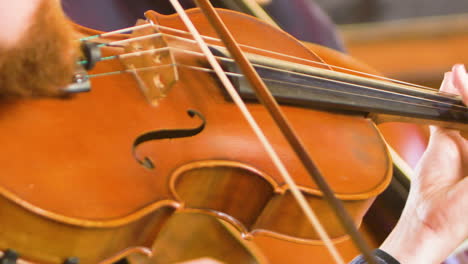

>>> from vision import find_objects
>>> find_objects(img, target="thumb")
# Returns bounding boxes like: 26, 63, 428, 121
451, 64, 468, 103
414, 128, 464, 190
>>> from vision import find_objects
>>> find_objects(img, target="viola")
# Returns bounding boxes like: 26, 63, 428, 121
0, 4, 466, 264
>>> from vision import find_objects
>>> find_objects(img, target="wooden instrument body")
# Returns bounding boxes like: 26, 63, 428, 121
0, 9, 392, 264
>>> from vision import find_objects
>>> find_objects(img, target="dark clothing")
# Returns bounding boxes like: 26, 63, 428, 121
62, 0, 195, 31
350, 249, 400, 264
264, 0, 345, 52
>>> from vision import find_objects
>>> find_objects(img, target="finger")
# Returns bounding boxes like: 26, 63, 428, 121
440, 71, 457, 94
433, 66, 468, 137
445, 176, 468, 237
451, 64, 468, 103
432, 71, 456, 136
416, 127, 465, 187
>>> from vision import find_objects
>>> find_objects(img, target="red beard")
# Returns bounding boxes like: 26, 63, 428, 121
0, 0, 77, 99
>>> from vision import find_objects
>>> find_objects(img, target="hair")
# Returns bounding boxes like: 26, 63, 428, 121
0, 0, 77, 98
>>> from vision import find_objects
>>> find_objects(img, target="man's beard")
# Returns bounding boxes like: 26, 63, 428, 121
0, 0, 77, 99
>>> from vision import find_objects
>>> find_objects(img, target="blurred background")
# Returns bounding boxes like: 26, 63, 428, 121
315, 0, 468, 23
313, 0, 468, 87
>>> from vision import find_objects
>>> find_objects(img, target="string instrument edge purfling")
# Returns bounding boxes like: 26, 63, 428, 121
0, 3, 466, 264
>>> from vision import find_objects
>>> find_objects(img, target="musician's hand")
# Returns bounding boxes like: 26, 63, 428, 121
380, 64, 468, 264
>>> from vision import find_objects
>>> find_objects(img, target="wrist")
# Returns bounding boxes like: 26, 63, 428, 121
380, 211, 450, 264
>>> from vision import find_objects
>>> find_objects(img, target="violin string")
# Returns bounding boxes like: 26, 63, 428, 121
79, 47, 173, 66
152, 24, 438, 92
104, 33, 163, 47
167, 0, 345, 263
90, 27, 466, 103
79, 30, 455, 102
87, 43, 467, 112
234, 59, 467, 111
84, 42, 463, 110
172, 63, 466, 113
150, 24, 437, 92
86, 23, 436, 93
79, 23, 154, 41
174, 47, 466, 111
86, 51, 467, 118
87, 63, 176, 78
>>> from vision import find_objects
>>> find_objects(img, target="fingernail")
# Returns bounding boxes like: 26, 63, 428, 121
442, 71, 453, 86
453, 64, 466, 73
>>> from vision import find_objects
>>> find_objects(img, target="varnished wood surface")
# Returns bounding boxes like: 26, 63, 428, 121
340, 14, 468, 168
341, 13, 468, 86
0, 9, 392, 263
127, 211, 379, 264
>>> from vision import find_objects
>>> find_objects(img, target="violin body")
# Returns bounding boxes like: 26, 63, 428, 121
0, 8, 392, 263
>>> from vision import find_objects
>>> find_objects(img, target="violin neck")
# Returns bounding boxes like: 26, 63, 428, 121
216, 49, 468, 130
370, 113, 468, 133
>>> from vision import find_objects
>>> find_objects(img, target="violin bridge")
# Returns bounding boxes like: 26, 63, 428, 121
120, 20, 179, 106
